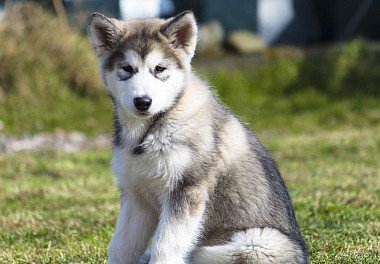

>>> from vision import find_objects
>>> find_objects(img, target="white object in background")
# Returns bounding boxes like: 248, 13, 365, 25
120, 0, 161, 20
258, 0, 294, 44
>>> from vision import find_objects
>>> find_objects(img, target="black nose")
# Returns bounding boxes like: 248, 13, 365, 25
134, 96, 152, 111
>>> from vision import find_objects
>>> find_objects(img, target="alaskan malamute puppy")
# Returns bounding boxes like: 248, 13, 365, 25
89, 11, 308, 264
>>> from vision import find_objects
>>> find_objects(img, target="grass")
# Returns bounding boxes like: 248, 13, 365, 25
0, 125, 379, 263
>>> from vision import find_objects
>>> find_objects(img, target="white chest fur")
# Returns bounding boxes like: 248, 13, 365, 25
111, 122, 192, 196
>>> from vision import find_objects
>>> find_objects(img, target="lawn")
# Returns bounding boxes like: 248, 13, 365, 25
1, 124, 379, 263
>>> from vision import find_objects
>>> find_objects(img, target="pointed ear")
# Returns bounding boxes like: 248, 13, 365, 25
88, 12, 123, 56
161, 11, 198, 60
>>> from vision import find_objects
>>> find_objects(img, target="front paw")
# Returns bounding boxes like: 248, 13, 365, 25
137, 252, 151, 264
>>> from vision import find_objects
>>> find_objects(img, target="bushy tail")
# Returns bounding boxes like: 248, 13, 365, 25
191, 228, 307, 264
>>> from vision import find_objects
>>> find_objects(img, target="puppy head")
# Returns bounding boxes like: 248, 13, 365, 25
88, 11, 197, 118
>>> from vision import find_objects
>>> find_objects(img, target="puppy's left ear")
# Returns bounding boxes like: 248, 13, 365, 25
161, 11, 198, 61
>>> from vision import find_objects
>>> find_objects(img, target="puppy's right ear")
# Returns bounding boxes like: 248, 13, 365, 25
88, 12, 123, 56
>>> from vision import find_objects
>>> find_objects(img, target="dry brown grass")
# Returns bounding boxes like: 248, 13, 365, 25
0, 3, 102, 101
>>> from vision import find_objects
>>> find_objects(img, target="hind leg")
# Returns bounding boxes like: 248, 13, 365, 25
191, 227, 307, 264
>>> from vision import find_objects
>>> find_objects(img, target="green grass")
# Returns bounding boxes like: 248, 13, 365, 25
207, 70, 379, 134
1, 125, 379, 263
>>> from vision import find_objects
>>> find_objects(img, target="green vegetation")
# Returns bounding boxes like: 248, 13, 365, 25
1, 126, 379, 263
207, 39, 380, 134
0, 4, 379, 135
0, 4, 109, 135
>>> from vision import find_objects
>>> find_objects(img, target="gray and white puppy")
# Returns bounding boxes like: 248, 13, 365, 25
88, 11, 308, 264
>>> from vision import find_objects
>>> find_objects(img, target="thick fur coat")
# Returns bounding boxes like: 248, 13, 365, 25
88, 11, 308, 264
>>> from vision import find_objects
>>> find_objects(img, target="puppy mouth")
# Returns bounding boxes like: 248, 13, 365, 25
134, 110, 152, 118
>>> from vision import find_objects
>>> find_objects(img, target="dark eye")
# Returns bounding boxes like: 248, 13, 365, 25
122, 65, 134, 74
155, 65, 166, 73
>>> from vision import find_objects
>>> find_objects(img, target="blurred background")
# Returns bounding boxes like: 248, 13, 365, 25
0, 0, 379, 140
0, 0, 379, 139
0, 1, 379, 263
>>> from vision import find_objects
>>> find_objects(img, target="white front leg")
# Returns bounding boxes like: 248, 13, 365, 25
108, 192, 157, 264
149, 189, 207, 264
